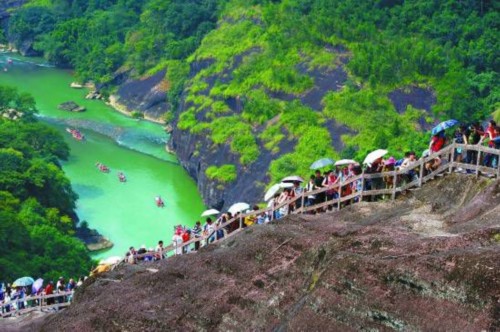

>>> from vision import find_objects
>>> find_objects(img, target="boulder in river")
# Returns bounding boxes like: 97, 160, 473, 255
76, 224, 114, 252
58, 101, 86, 112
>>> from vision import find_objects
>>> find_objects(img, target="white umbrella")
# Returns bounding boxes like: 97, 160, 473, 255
310, 158, 335, 170
99, 256, 123, 265
282, 175, 304, 183
363, 149, 388, 164
201, 209, 220, 217
334, 159, 357, 166
228, 202, 250, 215
264, 183, 293, 201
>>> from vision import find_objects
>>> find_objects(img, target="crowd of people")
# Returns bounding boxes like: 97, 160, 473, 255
122, 120, 499, 263
0, 276, 86, 316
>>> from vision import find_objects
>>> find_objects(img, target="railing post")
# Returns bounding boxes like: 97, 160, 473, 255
476, 148, 482, 177
449, 143, 455, 173
391, 171, 397, 200
239, 214, 243, 229
337, 182, 342, 211
419, 158, 424, 186
300, 191, 305, 214
497, 151, 500, 178
359, 171, 365, 202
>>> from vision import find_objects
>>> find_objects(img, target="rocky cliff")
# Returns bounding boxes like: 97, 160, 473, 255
24, 174, 499, 331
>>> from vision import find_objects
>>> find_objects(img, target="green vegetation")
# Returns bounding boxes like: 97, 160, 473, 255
206, 164, 237, 183
8, 0, 221, 83
0, 85, 93, 282
7, 0, 499, 185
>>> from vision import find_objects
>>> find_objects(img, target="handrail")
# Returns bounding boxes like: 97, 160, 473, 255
5, 143, 499, 319
123, 143, 500, 271
1, 291, 74, 317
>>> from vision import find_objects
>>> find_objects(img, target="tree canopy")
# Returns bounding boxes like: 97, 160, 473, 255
0, 85, 92, 282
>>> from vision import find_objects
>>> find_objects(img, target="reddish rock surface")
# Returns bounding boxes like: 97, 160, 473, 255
23, 175, 500, 331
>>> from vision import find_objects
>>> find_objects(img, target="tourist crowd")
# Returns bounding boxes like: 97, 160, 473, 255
122, 120, 498, 262
0, 276, 86, 315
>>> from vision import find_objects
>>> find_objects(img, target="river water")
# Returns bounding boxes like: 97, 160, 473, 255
0, 54, 205, 259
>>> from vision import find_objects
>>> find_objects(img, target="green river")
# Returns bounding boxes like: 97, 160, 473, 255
0, 54, 205, 259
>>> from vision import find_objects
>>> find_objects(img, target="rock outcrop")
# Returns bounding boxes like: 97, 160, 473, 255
111, 70, 169, 120
58, 101, 86, 112
76, 226, 114, 252
34, 175, 499, 331
169, 52, 351, 211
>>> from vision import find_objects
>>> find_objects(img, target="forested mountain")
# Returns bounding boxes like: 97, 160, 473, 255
6, 0, 499, 209
0, 86, 93, 281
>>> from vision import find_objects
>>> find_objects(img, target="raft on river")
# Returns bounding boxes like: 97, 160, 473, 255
66, 128, 85, 141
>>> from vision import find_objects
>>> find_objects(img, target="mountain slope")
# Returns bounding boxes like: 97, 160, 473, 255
6, 0, 500, 209
34, 175, 500, 331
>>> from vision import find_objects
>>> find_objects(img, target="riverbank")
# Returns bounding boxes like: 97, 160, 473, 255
0, 53, 206, 259
107, 94, 166, 125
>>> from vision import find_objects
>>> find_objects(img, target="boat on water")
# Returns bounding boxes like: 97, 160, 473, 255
155, 196, 165, 207
118, 172, 127, 182
95, 162, 110, 173
66, 127, 85, 141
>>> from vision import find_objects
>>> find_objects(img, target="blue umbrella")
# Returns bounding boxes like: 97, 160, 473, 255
12, 276, 34, 287
431, 119, 458, 135
310, 158, 335, 170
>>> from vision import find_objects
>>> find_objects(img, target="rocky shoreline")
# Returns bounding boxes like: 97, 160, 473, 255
75, 224, 114, 253
106, 94, 165, 125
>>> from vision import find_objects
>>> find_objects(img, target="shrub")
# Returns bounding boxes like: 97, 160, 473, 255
206, 164, 238, 183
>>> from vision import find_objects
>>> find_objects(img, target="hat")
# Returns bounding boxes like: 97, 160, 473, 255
385, 157, 396, 165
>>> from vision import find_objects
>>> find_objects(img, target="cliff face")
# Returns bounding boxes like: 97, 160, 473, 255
169, 53, 352, 210
111, 70, 169, 120
33, 175, 499, 331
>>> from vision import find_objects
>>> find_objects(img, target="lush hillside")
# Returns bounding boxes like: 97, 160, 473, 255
0, 85, 93, 282
6, 0, 499, 208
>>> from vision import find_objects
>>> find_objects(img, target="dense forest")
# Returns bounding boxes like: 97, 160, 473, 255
6, 0, 499, 185
0, 85, 93, 282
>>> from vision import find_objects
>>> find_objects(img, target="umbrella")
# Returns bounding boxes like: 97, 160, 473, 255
99, 256, 123, 265
264, 183, 293, 201
12, 277, 34, 287
201, 209, 220, 217
310, 158, 335, 170
363, 149, 388, 165
32, 278, 43, 293
334, 159, 357, 166
282, 175, 305, 183
228, 202, 250, 215
431, 119, 458, 135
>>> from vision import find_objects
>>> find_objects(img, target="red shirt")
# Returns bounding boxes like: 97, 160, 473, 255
485, 126, 497, 147
45, 284, 53, 295
431, 136, 445, 152
182, 232, 190, 243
